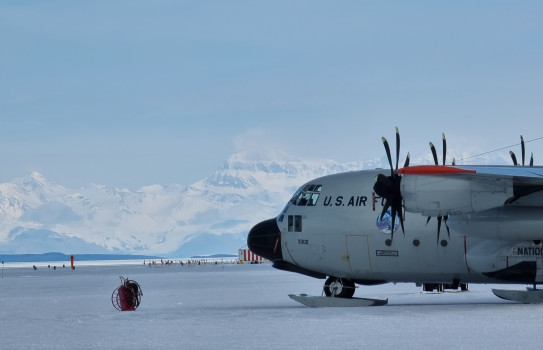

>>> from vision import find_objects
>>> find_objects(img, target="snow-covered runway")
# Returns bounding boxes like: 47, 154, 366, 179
1, 262, 542, 349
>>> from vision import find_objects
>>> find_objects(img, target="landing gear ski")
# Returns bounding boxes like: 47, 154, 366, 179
288, 276, 388, 307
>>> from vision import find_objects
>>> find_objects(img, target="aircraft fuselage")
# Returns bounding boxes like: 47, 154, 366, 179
248, 169, 543, 290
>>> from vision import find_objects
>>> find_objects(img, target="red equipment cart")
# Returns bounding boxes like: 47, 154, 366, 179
111, 276, 143, 311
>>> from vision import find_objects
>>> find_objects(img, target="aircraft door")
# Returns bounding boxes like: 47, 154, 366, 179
346, 235, 372, 272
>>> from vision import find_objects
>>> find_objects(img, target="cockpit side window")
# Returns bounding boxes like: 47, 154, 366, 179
291, 184, 322, 206
289, 188, 302, 205
288, 215, 302, 232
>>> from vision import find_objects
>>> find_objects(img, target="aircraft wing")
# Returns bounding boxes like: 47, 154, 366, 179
399, 164, 543, 182
397, 165, 543, 240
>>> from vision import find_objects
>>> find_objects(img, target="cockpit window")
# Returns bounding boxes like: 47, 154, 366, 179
289, 184, 322, 206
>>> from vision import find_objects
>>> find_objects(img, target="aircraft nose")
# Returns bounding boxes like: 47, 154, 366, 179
247, 218, 283, 261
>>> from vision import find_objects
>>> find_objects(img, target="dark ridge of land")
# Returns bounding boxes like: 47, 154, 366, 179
0, 252, 163, 263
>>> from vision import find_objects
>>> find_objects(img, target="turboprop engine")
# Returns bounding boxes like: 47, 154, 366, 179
448, 207, 543, 241
401, 174, 543, 241
400, 175, 513, 217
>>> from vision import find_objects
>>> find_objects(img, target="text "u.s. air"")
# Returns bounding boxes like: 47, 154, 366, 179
322, 196, 368, 207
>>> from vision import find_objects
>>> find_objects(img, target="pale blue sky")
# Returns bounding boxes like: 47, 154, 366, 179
1, 1, 542, 188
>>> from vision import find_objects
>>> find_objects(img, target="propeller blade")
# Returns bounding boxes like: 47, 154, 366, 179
444, 216, 450, 239
397, 209, 405, 234
510, 151, 518, 166
430, 142, 438, 165
436, 217, 442, 244
376, 128, 407, 243
442, 133, 447, 165
382, 137, 394, 176
389, 208, 405, 240
395, 127, 400, 172
530, 153, 534, 167
390, 210, 396, 241
379, 203, 391, 222
521, 136, 525, 166
403, 152, 410, 168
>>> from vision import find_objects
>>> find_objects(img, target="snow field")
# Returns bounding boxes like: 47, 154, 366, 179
0, 262, 542, 349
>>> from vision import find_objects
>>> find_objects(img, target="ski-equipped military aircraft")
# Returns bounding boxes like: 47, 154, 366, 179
247, 129, 543, 305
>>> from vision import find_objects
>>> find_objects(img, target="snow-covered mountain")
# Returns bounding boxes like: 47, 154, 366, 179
0, 152, 379, 256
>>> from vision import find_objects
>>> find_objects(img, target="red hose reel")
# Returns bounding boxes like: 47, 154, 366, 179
111, 276, 143, 311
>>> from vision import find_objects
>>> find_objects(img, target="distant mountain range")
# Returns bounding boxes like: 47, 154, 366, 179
0, 150, 508, 257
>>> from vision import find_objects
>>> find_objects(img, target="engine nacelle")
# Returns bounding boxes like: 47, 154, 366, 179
401, 175, 513, 217
448, 206, 543, 241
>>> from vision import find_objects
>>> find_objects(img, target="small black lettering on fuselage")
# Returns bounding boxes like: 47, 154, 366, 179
323, 196, 367, 207
376, 250, 399, 257
298, 239, 309, 245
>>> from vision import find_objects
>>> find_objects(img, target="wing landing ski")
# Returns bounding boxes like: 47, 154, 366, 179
492, 288, 543, 304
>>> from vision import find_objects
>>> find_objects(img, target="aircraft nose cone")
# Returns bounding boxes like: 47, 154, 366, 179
247, 218, 282, 261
